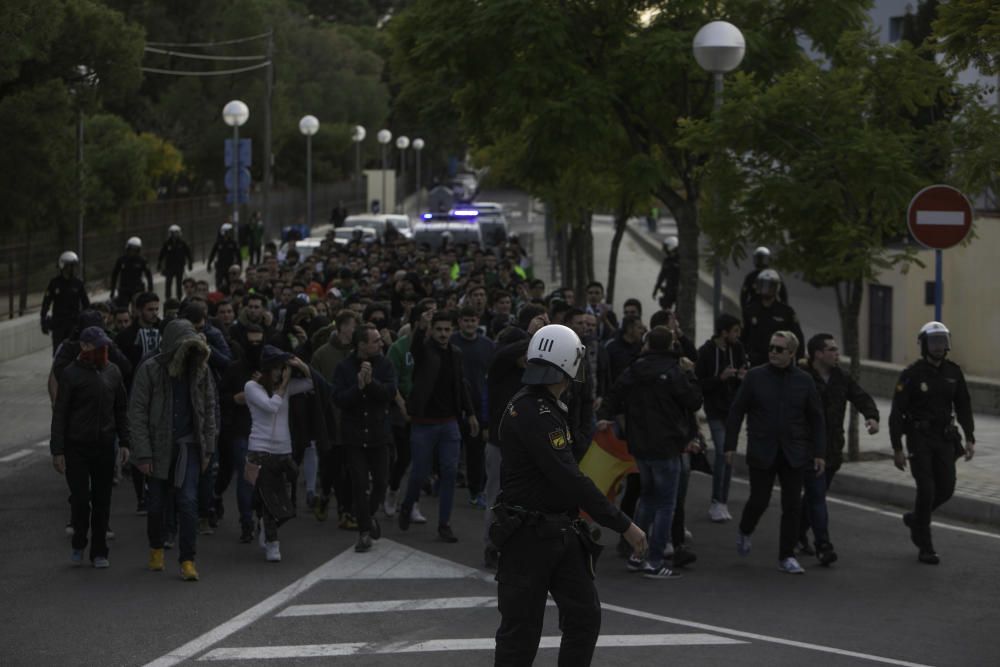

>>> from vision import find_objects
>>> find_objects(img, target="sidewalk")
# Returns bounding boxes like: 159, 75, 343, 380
622, 216, 1000, 529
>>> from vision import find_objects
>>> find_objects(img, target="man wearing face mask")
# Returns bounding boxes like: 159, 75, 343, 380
890, 322, 975, 565
214, 324, 266, 542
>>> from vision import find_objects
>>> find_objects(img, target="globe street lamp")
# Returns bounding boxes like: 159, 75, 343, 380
395, 135, 410, 212
71, 65, 98, 280
223, 99, 250, 241
352, 125, 366, 206
412, 138, 425, 213
377, 129, 392, 214
299, 115, 320, 228
693, 20, 745, 321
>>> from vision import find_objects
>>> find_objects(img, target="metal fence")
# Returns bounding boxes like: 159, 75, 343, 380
0, 180, 364, 319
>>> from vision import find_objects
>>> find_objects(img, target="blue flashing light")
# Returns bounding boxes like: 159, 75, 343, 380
422, 213, 433, 219
452, 209, 479, 217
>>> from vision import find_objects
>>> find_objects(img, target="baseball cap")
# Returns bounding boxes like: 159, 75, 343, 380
80, 326, 112, 348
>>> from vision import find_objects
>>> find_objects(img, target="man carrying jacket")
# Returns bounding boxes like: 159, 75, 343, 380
598, 326, 703, 579
725, 331, 825, 574
130, 318, 217, 581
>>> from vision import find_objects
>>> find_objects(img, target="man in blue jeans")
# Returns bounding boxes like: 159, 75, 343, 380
597, 326, 703, 578
398, 309, 478, 542
130, 319, 217, 581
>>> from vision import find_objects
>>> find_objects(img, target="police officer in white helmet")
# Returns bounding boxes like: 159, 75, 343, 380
207, 223, 242, 292
41, 251, 90, 354
492, 324, 647, 666
652, 235, 680, 311
889, 321, 975, 565
110, 237, 152, 308
157, 225, 193, 300
740, 246, 789, 311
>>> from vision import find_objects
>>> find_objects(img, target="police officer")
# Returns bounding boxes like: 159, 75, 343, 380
741, 269, 805, 367
493, 324, 647, 667
207, 223, 241, 292
652, 235, 679, 311
157, 225, 193, 300
110, 237, 152, 308
889, 322, 975, 565
740, 246, 789, 310
41, 251, 90, 355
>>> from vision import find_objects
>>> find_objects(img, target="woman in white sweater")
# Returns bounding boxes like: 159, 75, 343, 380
245, 345, 313, 562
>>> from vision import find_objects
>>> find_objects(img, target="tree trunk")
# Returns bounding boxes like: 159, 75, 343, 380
835, 278, 865, 461
672, 199, 700, 340
570, 212, 594, 301
607, 214, 627, 306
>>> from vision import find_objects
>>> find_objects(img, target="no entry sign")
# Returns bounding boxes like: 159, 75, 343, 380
906, 184, 973, 250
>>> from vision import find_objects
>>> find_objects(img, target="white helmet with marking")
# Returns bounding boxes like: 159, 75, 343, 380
663, 236, 679, 253
126, 236, 142, 250
58, 251, 79, 268
168, 224, 181, 235
523, 324, 586, 385
220, 223, 233, 235
918, 321, 951, 358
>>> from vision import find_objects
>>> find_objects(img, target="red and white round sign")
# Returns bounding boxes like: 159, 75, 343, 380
906, 184, 973, 250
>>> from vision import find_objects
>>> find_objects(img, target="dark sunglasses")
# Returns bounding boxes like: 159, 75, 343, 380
768, 344, 788, 353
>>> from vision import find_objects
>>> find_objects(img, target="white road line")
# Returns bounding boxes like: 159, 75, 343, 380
727, 475, 1000, 540
279, 596, 497, 617
601, 604, 932, 667
199, 634, 745, 660
34, 439, 50, 448
0, 449, 32, 463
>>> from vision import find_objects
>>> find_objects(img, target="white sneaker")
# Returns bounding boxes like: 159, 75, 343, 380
778, 556, 805, 574
384, 490, 398, 517
265, 541, 281, 562
708, 501, 726, 523
720, 504, 733, 521
410, 504, 427, 524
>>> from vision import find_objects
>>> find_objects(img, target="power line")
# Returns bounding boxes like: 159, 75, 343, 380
145, 32, 272, 48
142, 62, 272, 76
144, 46, 266, 61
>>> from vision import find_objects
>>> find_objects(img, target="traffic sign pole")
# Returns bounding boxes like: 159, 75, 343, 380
935, 249, 943, 321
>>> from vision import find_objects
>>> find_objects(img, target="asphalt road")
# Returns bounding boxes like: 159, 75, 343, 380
2, 192, 998, 666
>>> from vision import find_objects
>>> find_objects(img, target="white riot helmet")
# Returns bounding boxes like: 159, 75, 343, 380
753, 246, 771, 268
756, 268, 781, 298
918, 321, 951, 359
58, 251, 79, 269
126, 236, 142, 250
663, 236, 679, 253
168, 224, 181, 236
523, 324, 586, 385
220, 223, 233, 235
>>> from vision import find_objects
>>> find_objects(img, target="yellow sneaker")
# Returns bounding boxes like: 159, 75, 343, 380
148, 548, 165, 572
180, 560, 199, 581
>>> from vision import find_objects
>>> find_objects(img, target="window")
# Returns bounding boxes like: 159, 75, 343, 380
868, 285, 893, 362
888, 16, 904, 43
924, 281, 939, 307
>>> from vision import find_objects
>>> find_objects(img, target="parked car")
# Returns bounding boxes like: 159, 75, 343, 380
333, 226, 378, 245
343, 214, 414, 240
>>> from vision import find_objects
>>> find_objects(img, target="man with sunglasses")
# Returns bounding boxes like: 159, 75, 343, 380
724, 331, 825, 574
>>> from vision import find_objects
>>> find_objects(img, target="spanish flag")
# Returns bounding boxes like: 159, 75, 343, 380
579, 428, 636, 503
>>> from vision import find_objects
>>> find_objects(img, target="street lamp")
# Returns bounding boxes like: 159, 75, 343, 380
395, 135, 409, 212
693, 20, 745, 322
352, 125, 366, 206
377, 129, 392, 214
299, 115, 320, 228
412, 138, 425, 212
223, 99, 250, 241
70, 65, 98, 281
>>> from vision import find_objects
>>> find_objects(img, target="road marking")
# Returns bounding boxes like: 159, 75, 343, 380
601, 604, 932, 667
200, 634, 745, 660
34, 439, 50, 448
279, 596, 497, 617
916, 210, 965, 226
0, 449, 32, 463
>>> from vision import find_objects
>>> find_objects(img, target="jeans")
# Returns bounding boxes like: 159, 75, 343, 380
65, 443, 115, 560
671, 453, 691, 548
198, 449, 219, 520
739, 449, 805, 560
799, 466, 832, 547
347, 446, 389, 533
460, 420, 486, 496
230, 437, 255, 527
708, 419, 733, 504
634, 457, 682, 569
389, 423, 411, 492
403, 421, 461, 526
302, 443, 318, 495
483, 442, 503, 547
147, 440, 201, 562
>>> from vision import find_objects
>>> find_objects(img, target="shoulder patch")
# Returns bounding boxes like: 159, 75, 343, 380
537, 401, 551, 416
548, 430, 567, 450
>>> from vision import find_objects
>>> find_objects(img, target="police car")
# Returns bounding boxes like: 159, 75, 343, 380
412, 211, 484, 249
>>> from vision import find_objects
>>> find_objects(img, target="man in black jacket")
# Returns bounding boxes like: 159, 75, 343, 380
598, 326, 703, 579
725, 331, 825, 574
110, 237, 153, 308
398, 309, 478, 543
603, 315, 646, 385
42, 251, 90, 355
158, 225, 193, 300
115, 292, 163, 373
50, 326, 130, 568
207, 224, 241, 292
332, 323, 398, 553
798, 333, 880, 565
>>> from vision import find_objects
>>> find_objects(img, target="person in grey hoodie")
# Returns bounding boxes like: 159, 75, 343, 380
130, 318, 217, 581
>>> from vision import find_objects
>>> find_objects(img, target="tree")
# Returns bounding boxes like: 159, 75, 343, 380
933, 0, 1000, 74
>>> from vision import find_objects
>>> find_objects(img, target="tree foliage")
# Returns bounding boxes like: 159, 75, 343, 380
933, 0, 1000, 74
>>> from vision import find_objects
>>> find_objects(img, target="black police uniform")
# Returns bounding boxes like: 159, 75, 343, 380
158, 238, 193, 299
110, 254, 152, 307
652, 255, 679, 311
889, 358, 974, 553
741, 299, 805, 367
208, 237, 241, 291
41, 274, 90, 354
494, 385, 630, 667
739, 268, 789, 311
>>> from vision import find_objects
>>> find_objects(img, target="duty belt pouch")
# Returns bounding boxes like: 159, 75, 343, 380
488, 505, 523, 550
573, 521, 604, 579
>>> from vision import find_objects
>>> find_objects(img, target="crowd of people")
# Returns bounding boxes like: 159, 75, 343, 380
43, 215, 975, 592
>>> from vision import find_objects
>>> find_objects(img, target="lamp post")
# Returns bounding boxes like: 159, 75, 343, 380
352, 125, 366, 207
693, 20, 745, 321
298, 115, 320, 228
222, 99, 250, 241
412, 138, 425, 213
71, 65, 97, 280
395, 135, 409, 212
377, 129, 392, 214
